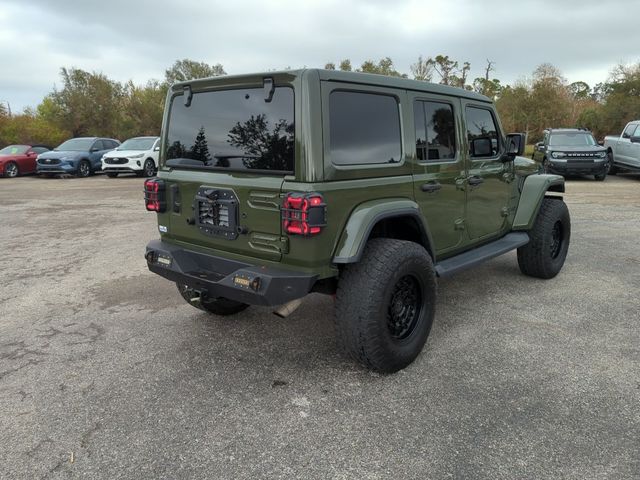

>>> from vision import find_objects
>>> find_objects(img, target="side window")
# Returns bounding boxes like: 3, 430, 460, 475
106, 140, 117, 149
32, 147, 49, 154
622, 124, 636, 139
329, 91, 402, 165
466, 107, 500, 158
633, 125, 640, 138
92, 140, 105, 151
414, 101, 456, 161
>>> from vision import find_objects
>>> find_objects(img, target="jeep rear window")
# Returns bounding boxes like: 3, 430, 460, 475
165, 87, 294, 173
329, 91, 402, 165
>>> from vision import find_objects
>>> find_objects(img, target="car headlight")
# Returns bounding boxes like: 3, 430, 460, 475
129, 153, 144, 159
551, 151, 566, 159
595, 151, 606, 158
101, 155, 107, 161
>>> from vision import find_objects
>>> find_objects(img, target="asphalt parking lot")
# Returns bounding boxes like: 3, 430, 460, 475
0, 173, 638, 479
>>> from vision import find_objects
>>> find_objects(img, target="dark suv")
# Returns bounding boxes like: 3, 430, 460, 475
144, 69, 570, 373
532, 128, 609, 181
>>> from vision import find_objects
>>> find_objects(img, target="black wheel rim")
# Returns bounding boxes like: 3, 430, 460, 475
79, 163, 89, 176
6, 163, 17, 177
145, 161, 154, 176
387, 275, 422, 340
550, 220, 563, 259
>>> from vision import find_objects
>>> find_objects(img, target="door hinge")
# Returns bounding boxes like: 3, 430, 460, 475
501, 206, 510, 217
454, 218, 465, 230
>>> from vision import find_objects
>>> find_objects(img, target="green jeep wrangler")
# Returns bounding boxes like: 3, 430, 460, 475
144, 69, 570, 373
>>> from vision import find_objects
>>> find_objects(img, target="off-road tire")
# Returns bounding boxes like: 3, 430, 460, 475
177, 283, 249, 316
517, 197, 570, 279
77, 160, 91, 178
106, 172, 118, 178
5, 161, 19, 178
335, 238, 436, 373
607, 152, 617, 175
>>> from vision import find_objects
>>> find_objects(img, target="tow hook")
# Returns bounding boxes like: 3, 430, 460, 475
273, 298, 304, 318
145, 250, 156, 263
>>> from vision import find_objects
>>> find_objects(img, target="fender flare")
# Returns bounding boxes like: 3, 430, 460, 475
332, 198, 436, 264
512, 174, 565, 231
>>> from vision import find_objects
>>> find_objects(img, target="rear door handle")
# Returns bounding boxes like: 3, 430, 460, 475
467, 175, 484, 186
420, 182, 442, 193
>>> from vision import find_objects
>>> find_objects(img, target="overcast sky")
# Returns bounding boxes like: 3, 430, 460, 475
1, 0, 639, 112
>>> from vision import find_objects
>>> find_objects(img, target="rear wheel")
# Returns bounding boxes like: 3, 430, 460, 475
5, 161, 19, 178
77, 160, 91, 178
517, 197, 570, 279
335, 238, 436, 373
177, 284, 249, 316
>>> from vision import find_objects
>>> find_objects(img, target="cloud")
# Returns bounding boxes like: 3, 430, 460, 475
1, 0, 639, 111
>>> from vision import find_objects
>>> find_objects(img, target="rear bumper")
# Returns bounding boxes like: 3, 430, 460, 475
145, 239, 317, 306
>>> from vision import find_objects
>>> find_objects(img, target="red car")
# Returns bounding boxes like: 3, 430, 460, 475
0, 144, 51, 177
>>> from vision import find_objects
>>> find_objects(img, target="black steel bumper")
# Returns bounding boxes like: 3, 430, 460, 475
145, 240, 317, 306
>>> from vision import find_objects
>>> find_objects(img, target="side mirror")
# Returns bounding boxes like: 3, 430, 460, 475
630, 136, 640, 144
507, 133, 526, 155
154, 146, 160, 152
471, 137, 493, 157
27, 151, 36, 156
535, 141, 545, 150
90, 147, 99, 152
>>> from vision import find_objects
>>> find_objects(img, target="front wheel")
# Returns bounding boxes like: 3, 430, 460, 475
77, 160, 91, 178
177, 284, 249, 316
141, 159, 156, 177
517, 198, 570, 279
607, 152, 617, 175
335, 238, 436, 373
594, 172, 607, 181
4, 161, 19, 178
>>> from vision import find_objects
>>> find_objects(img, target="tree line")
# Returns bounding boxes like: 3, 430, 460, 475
1, 56, 639, 148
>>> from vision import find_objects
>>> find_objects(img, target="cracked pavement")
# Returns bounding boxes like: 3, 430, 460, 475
0, 174, 639, 479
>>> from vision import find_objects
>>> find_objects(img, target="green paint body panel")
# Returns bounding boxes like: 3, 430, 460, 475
512, 174, 565, 230
150, 69, 564, 286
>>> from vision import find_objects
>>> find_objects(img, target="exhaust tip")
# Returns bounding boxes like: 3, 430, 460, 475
273, 298, 304, 318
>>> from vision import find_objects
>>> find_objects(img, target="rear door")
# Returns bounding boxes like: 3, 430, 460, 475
160, 84, 296, 262
410, 94, 466, 255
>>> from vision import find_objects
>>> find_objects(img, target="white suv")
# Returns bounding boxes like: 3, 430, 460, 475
101, 136, 160, 177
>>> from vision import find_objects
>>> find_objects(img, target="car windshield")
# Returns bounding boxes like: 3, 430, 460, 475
165, 86, 294, 173
0, 145, 29, 155
118, 137, 157, 151
549, 132, 597, 147
56, 138, 95, 151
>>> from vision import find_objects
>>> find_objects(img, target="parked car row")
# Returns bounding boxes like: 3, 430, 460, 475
0, 136, 160, 178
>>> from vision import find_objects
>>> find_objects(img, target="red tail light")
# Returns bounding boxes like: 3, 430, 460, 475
144, 178, 166, 212
282, 193, 326, 236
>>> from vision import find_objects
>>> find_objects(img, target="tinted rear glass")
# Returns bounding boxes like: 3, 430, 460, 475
329, 91, 402, 165
165, 87, 294, 173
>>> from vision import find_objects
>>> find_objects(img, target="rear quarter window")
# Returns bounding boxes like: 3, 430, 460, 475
329, 91, 402, 166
